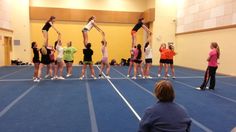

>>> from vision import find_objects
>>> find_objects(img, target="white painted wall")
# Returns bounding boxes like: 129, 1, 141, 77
0, 0, 13, 66
0, 0, 12, 29
152, 0, 177, 65
30, 0, 148, 12
11, 0, 31, 62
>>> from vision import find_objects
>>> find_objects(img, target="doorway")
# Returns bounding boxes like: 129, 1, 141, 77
4, 36, 12, 66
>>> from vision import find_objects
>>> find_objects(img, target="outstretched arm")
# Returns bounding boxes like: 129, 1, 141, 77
145, 34, 152, 47
142, 25, 152, 35
93, 23, 105, 36
57, 33, 61, 41
50, 22, 60, 34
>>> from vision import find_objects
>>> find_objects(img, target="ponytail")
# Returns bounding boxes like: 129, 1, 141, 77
211, 42, 220, 59
54, 41, 58, 50
47, 16, 56, 23
31, 42, 36, 49
88, 16, 95, 23
144, 42, 149, 52
137, 44, 142, 59
41, 46, 47, 55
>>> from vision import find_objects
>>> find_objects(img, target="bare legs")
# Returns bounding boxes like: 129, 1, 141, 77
80, 64, 96, 79
42, 31, 48, 46
66, 62, 73, 76
158, 63, 164, 77
33, 63, 40, 79
82, 31, 88, 46
133, 62, 144, 79
99, 62, 110, 78
144, 63, 152, 78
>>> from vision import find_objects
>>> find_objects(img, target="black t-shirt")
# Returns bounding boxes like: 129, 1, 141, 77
132, 21, 143, 31
83, 48, 93, 61
40, 47, 51, 62
33, 48, 39, 60
42, 22, 52, 31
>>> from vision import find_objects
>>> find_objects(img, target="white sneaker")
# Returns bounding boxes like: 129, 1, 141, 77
158, 74, 161, 77
66, 74, 72, 77
33, 78, 40, 82
51, 76, 58, 80
163, 77, 168, 80
195, 87, 203, 90
167, 74, 170, 77
106, 76, 111, 79
127, 75, 130, 78
44, 74, 50, 78
33, 78, 37, 82
98, 75, 104, 79
172, 76, 176, 79
57, 76, 65, 80
132, 76, 136, 79
79, 76, 84, 80
138, 74, 142, 77
146, 76, 153, 79
91, 75, 97, 80
142, 76, 146, 79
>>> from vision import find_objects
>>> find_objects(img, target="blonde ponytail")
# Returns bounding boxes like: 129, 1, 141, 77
41, 46, 47, 55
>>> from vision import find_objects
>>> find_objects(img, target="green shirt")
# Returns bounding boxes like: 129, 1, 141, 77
63, 47, 77, 61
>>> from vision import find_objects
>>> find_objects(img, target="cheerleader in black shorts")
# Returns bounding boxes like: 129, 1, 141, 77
157, 43, 168, 77
165, 44, 176, 79
143, 35, 152, 79
132, 44, 144, 79
31, 42, 40, 82
38, 45, 53, 80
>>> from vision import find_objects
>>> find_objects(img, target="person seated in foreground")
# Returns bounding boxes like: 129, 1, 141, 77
138, 80, 191, 132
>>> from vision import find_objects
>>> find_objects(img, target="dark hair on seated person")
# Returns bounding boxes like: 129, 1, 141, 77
154, 80, 175, 102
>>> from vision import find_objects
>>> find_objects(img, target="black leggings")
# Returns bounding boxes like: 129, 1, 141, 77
200, 66, 218, 89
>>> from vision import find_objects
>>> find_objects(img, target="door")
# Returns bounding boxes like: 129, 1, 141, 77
4, 37, 12, 65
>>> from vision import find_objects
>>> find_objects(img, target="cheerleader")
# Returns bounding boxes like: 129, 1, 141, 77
98, 38, 110, 79
42, 16, 60, 45
196, 42, 220, 90
82, 16, 104, 46
31, 42, 40, 82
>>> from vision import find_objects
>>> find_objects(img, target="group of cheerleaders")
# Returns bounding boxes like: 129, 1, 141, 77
31, 16, 177, 82
31, 15, 220, 91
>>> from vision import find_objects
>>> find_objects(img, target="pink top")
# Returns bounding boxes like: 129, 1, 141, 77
208, 49, 218, 67
133, 48, 139, 59
102, 45, 108, 58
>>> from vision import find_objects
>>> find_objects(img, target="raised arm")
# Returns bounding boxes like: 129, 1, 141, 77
142, 25, 152, 35
93, 22, 105, 35
49, 22, 60, 34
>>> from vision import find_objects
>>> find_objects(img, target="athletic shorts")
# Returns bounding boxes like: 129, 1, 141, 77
159, 59, 167, 64
33, 59, 40, 64
166, 59, 174, 64
145, 58, 152, 64
55, 58, 63, 65
131, 30, 137, 35
101, 57, 108, 64
134, 59, 142, 64
64, 60, 74, 63
82, 28, 88, 32
41, 59, 50, 65
83, 61, 93, 65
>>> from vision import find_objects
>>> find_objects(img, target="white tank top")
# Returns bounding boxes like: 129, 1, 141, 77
145, 45, 152, 59
84, 20, 94, 31
56, 45, 64, 59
